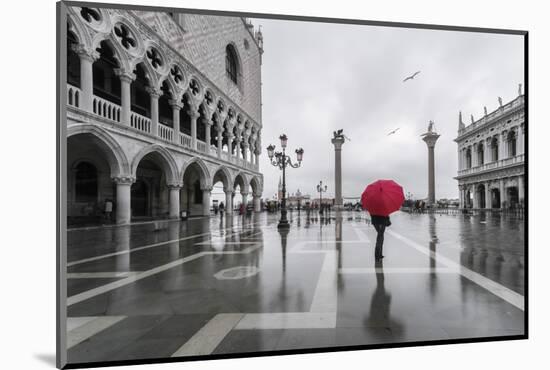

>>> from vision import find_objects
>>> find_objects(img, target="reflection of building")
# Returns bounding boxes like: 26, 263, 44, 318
454, 90, 525, 209
66, 7, 264, 225
287, 189, 310, 208
310, 198, 335, 207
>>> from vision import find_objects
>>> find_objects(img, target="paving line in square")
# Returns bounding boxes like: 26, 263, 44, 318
67, 221, 264, 267
67, 245, 262, 306
171, 313, 244, 357
235, 312, 337, 329
67, 272, 142, 279
67, 316, 126, 349
387, 229, 524, 311
339, 267, 458, 274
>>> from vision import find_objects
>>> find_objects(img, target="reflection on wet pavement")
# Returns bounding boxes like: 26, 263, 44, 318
65, 211, 525, 364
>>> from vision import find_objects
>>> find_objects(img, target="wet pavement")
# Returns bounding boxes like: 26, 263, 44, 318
65, 210, 525, 365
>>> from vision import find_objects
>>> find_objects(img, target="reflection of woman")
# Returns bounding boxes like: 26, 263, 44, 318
366, 260, 392, 326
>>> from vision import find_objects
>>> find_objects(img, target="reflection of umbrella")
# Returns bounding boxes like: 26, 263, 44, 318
361, 180, 404, 216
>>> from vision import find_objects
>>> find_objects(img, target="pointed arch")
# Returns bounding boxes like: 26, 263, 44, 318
130, 144, 179, 184
181, 157, 212, 189
233, 172, 250, 194
67, 124, 130, 177
211, 165, 233, 191
249, 176, 262, 196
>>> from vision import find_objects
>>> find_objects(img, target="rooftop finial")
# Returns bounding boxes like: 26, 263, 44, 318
484, 106, 488, 116
518, 83, 522, 96
459, 111, 465, 130
498, 96, 503, 107
470, 114, 475, 124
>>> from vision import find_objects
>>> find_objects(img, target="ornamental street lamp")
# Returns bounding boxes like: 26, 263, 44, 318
316, 180, 328, 215
267, 134, 303, 229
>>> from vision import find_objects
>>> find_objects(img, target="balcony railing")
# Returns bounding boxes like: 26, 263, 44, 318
67, 84, 260, 173
457, 153, 524, 177
93, 95, 121, 122
180, 133, 192, 148
158, 124, 174, 142
458, 96, 524, 137
130, 112, 151, 134
67, 85, 81, 108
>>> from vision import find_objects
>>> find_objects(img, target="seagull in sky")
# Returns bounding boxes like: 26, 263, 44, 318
387, 128, 400, 136
403, 71, 421, 82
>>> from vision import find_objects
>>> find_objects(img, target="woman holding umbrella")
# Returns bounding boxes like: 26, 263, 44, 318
361, 180, 405, 260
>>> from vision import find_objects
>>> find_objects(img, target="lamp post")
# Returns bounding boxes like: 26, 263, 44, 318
316, 181, 327, 215
267, 134, 304, 229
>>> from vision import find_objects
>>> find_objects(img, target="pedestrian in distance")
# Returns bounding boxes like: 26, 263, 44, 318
104, 198, 113, 222
219, 201, 225, 217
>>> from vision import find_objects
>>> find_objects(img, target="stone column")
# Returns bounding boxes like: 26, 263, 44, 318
202, 187, 212, 216
485, 183, 492, 209
225, 190, 233, 215
147, 87, 161, 137
189, 110, 199, 150
458, 186, 463, 208
170, 100, 183, 144
168, 184, 182, 218
518, 175, 525, 206
253, 194, 261, 212
115, 69, 135, 126
484, 139, 491, 165
472, 184, 479, 209
242, 142, 249, 162
216, 124, 224, 158
500, 131, 508, 159
519, 124, 525, 155
422, 132, 441, 206
75, 46, 98, 112
457, 148, 462, 170
204, 118, 212, 154
331, 135, 346, 211
113, 176, 134, 224
235, 136, 242, 160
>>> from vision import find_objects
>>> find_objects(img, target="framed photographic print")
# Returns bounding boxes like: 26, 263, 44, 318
57, 1, 527, 368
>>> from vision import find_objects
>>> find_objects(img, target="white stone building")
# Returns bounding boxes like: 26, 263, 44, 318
65, 6, 264, 225
454, 89, 525, 209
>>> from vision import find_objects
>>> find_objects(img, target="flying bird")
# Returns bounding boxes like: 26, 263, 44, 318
403, 71, 421, 82
387, 128, 400, 136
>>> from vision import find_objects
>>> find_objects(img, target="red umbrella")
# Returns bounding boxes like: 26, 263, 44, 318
361, 179, 404, 216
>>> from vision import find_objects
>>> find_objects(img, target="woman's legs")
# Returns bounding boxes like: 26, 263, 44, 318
374, 224, 386, 258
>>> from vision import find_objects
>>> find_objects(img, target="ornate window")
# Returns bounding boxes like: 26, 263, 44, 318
114, 23, 137, 50
508, 131, 517, 157
225, 44, 239, 84
146, 47, 163, 70
80, 7, 101, 24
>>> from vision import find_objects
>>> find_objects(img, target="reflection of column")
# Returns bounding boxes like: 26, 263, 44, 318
331, 136, 346, 210
170, 100, 183, 144
241, 192, 248, 208
499, 179, 507, 209
75, 46, 98, 112
202, 187, 212, 216
168, 184, 182, 218
253, 194, 261, 212
114, 226, 130, 272
167, 221, 180, 260
472, 184, 479, 209
518, 175, 525, 206
225, 190, 232, 215
485, 183, 492, 209
147, 87, 161, 137
114, 176, 134, 224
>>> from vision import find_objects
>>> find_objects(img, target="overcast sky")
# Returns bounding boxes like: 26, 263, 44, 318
248, 18, 524, 202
